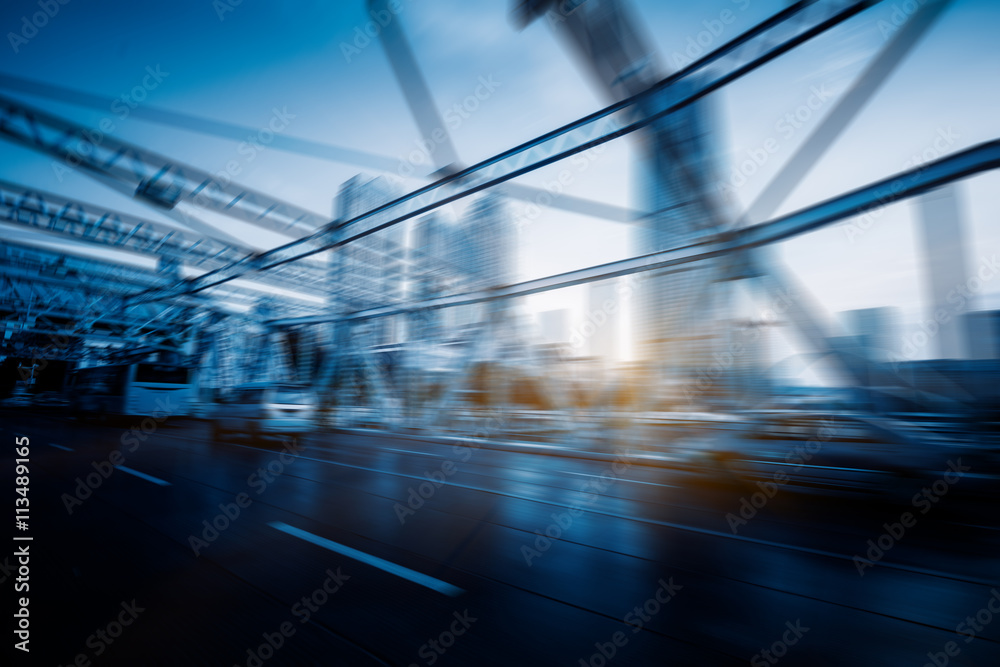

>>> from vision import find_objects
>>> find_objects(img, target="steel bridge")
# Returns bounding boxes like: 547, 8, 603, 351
1, 0, 993, 438
5, 2, 1000, 665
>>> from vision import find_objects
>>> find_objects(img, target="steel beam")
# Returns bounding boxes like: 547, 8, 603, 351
125, 0, 880, 306
266, 141, 1000, 326
0, 95, 326, 238
0, 181, 330, 297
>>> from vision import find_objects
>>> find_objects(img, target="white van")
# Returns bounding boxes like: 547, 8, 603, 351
210, 382, 315, 442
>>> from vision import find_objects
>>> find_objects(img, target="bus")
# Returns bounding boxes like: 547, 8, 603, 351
69, 362, 196, 418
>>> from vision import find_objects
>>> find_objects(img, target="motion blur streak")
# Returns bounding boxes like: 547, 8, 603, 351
1, 0, 999, 665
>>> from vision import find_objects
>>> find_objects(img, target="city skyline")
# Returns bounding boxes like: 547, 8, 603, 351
1, 0, 998, 367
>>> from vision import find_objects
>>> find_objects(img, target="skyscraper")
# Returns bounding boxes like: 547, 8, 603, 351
409, 211, 455, 339
632, 77, 723, 376
456, 193, 517, 291
587, 279, 619, 360
407, 194, 517, 338
843, 307, 899, 362
445, 193, 518, 331
964, 310, 1000, 359
916, 185, 971, 359
332, 174, 407, 346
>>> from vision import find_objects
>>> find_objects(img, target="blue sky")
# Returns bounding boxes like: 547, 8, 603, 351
1, 0, 998, 364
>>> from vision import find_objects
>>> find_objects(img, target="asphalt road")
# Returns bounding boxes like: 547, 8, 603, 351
2, 409, 998, 666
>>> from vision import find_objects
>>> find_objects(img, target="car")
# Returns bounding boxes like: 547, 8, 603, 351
210, 383, 315, 443
32, 391, 70, 408
1, 392, 33, 408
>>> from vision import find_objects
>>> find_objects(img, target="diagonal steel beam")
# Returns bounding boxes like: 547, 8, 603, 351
125, 0, 882, 306
737, 0, 953, 228
735, 0, 953, 390
0, 94, 327, 238
0, 73, 637, 223
265, 140, 1000, 325
0, 180, 329, 298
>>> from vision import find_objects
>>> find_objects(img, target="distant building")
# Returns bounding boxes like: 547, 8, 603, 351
456, 193, 517, 290
443, 193, 518, 331
632, 76, 722, 374
965, 310, 1000, 359
407, 194, 517, 338
331, 182, 517, 348
409, 212, 454, 339
735, 319, 772, 401
538, 309, 570, 345
332, 175, 407, 346
916, 186, 971, 359
587, 280, 619, 360
842, 307, 899, 362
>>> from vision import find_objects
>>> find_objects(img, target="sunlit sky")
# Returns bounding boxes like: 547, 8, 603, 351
1, 0, 998, 367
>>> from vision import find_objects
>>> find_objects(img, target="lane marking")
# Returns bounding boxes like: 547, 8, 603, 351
560, 468, 678, 488
49, 443, 73, 451
116, 465, 171, 486
383, 447, 438, 458
269, 521, 463, 597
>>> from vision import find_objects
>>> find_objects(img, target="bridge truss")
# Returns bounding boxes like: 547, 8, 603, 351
1, 0, 990, 444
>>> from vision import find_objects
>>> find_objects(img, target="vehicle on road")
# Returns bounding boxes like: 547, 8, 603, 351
210, 382, 315, 443
69, 362, 195, 418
